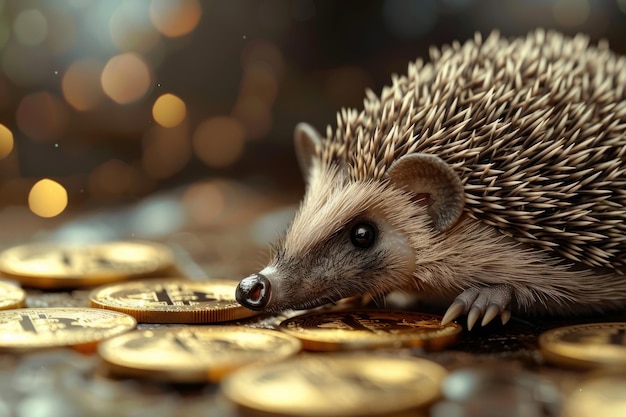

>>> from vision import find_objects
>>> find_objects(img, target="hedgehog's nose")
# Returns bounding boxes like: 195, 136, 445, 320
236, 273, 271, 310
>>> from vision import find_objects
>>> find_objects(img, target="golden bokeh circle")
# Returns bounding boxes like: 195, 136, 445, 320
152, 93, 186, 128
0, 124, 14, 159
28, 178, 68, 218
101, 53, 151, 104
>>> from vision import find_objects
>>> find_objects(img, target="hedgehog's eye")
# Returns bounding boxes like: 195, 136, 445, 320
350, 223, 376, 248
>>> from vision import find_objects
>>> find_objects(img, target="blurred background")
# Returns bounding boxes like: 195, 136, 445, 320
0, 0, 625, 255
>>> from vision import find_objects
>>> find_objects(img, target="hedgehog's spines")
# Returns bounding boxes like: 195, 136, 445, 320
315, 29, 626, 270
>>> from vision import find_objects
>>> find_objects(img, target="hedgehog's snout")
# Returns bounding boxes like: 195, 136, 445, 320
235, 273, 271, 311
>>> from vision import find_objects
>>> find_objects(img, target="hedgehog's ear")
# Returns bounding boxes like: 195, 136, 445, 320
294, 122, 322, 183
387, 153, 465, 232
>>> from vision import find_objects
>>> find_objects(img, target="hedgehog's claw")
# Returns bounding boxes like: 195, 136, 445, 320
482, 304, 501, 327
442, 285, 513, 330
467, 306, 482, 330
441, 299, 467, 325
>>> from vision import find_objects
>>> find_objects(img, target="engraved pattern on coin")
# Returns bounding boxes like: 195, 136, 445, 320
98, 326, 301, 382
0, 281, 26, 310
539, 323, 626, 368
221, 354, 447, 416
0, 308, 136, 351
0, 241, 173, 288
89, 279, 258, 323
560, 325, 626, 346
279, 310, 461, 351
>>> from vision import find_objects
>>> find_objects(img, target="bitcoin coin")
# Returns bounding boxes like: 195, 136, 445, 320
0, 240, 174, 289
539, 323, 626, 369
98, 326, 301, 383
0, 308, 136, 353
0, 281, 26, 310
563, 373, 626, 417
221, 354, 447, 417
279, 309, 461, 351
89, 278, 258, 323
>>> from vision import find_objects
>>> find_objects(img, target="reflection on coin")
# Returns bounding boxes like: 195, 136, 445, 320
279, 310, 461, 351
0, 241, 174, 289
539, 323, 626, 369
563, 373, 626, 417
0, 281, 26, 310
89, 279, 258, 323
99, 326, 301, 383
221, 354, 447, 417
0, 308, 136, 353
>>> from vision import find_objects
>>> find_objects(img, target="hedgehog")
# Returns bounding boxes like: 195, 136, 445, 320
235, 29, 626, 330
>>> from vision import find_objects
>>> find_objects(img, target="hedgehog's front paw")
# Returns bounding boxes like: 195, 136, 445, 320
441, 285, 513, 330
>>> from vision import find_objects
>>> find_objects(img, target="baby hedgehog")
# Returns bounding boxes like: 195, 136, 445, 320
236, 29, 626, 329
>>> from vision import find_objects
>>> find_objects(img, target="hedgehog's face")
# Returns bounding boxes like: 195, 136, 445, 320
236, 171, 422, 312
235, 123, 465, 312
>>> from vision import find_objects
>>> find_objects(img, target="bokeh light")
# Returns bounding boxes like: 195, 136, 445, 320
232, 95, 272, 140
152, 93, 186, 128
101, 53, 152, 104
182, 180, 227, 227
192, 117, 245, 168
110, 1, 161, 53
0, 124, 14, 160
28, 179, 68, 218
87, 159, 136, 199
16, 92, 69, 142
241, 39, 284, 79
234, 40, 284, 140
143, 122, 191, 179
239, 64, 279, 106
13, 8, 48, 46
149, 0, 202, 38
62, 59, 105, 111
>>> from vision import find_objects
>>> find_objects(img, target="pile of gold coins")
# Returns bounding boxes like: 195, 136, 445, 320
0, 240, 625, 417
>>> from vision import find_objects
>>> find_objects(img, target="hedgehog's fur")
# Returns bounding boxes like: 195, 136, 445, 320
236, 29, 626, 327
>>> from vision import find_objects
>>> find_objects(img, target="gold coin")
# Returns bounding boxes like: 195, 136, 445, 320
221, 354, 448, 417
539, 322, 626, 369
0, 240, 174, 289
0, 281, 26, 310
279, 309, 461, 351
98, 326, 301, 383
563, 373, 626, 417
0, 307, 136, 353
88, 278, 258, 323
